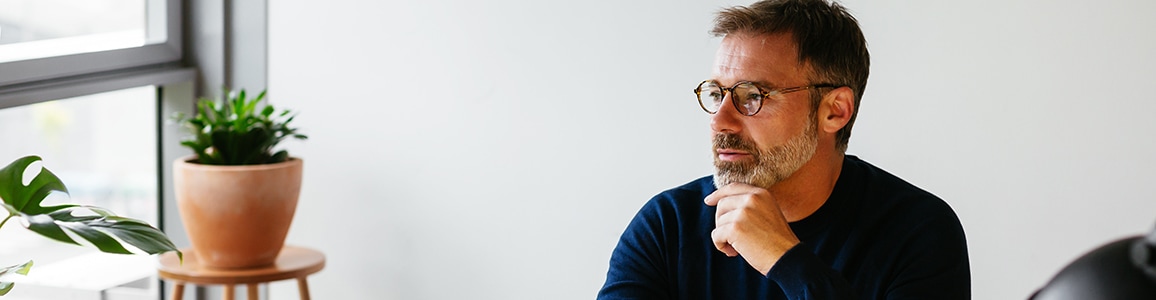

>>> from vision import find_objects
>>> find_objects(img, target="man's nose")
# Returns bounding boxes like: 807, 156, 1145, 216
710, 94, 743, 134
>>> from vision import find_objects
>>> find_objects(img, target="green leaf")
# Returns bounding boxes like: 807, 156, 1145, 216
174, 89, 305, 165
0, 156, 181, 257
271, 151, 289, 163
0, 156, 71, 215
0, 260, 33, 296
26, 210, 81, 245
242, 90, 261, 116
94, 216, 182, 261
282, 115, 297, 126
58, 220, 133, 254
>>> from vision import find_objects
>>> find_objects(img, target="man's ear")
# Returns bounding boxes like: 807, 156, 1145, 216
818, 86, 855, 134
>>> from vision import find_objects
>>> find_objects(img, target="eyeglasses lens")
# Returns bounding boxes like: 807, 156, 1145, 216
698, 82, 724, 113
733, 83, 763, 116
698, 81, 766, 116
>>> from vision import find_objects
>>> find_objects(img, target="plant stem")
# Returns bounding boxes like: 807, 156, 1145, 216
0, 215, 11, 231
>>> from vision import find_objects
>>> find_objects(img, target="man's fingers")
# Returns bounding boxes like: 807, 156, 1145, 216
711, 194, 749, 257
705, 182, 764, 206
720, 244, 738, 257
704, 191, 722, 206
712, 193, 748, 223
712, 195, 741, 257
711, 226, 739, 257
715, 205, 740, 226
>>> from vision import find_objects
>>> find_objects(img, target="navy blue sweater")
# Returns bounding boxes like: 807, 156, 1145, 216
598, 156, 970, 299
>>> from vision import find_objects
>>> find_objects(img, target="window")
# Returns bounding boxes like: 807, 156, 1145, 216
0, 0, 178, 88
0, 87, 161, 300
0, 0, 191, 299
0, 0, 148, 62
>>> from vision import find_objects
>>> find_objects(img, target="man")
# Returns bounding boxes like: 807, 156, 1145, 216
598, 0, 970, 299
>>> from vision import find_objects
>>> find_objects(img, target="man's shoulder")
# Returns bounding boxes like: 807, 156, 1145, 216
638, 176, 716, 213
667, 175, 716, 195
656, 175, 715, 200
845, 155, 961, 224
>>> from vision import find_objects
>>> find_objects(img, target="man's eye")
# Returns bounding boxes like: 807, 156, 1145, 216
710, 92, 724, 100
745, 93, 764, 102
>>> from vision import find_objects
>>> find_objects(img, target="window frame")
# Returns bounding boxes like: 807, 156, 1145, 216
0, 0, 196, 298
0, 0, 183, 90
0, 0, 262, 297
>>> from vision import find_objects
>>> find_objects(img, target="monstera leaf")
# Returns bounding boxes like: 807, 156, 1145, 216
0, 155, 180, 296
0, 261, 32, 296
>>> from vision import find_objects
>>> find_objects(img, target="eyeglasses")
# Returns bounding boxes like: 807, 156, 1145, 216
694, 80, 836, 116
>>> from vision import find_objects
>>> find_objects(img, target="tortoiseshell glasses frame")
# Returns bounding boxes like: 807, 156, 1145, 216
694, 80, 837, 116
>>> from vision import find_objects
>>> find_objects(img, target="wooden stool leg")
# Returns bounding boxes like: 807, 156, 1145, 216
224, 285, 235, 300
247, 283, 259, 300
297, 277, 311, 300
171, 283, 185, 300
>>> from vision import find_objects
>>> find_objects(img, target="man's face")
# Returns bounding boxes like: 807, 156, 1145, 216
710, 33, 819, 190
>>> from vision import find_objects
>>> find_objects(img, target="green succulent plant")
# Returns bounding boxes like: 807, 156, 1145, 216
174, 89, 307, 165
0, 156, 181, 296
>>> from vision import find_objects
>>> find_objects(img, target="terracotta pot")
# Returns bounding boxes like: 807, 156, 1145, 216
173, 156, 303, 269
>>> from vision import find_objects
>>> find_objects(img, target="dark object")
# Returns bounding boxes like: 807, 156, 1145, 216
1030, 224, 1156, 299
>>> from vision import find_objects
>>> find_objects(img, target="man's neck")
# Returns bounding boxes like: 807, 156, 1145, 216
768, 150, 845, 222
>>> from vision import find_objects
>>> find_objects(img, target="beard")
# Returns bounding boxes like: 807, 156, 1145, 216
712, 119, 818, 190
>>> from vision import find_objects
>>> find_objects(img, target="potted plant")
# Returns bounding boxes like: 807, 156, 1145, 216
0, 155, 180, 296
172, 89, 306, 269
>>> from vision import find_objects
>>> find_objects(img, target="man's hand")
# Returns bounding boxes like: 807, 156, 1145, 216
704, 182, 801, 275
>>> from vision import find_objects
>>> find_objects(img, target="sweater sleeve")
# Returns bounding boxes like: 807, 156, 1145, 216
881, 212, 971, 299
597, 200, 672, 300
767, 244, 856, 299
767, 209, 970, 300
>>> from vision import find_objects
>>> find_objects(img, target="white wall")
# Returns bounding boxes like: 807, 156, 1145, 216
266, 0, 1156, 299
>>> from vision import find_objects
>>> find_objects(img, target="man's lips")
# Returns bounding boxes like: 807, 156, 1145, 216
715, 148, 752, 161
